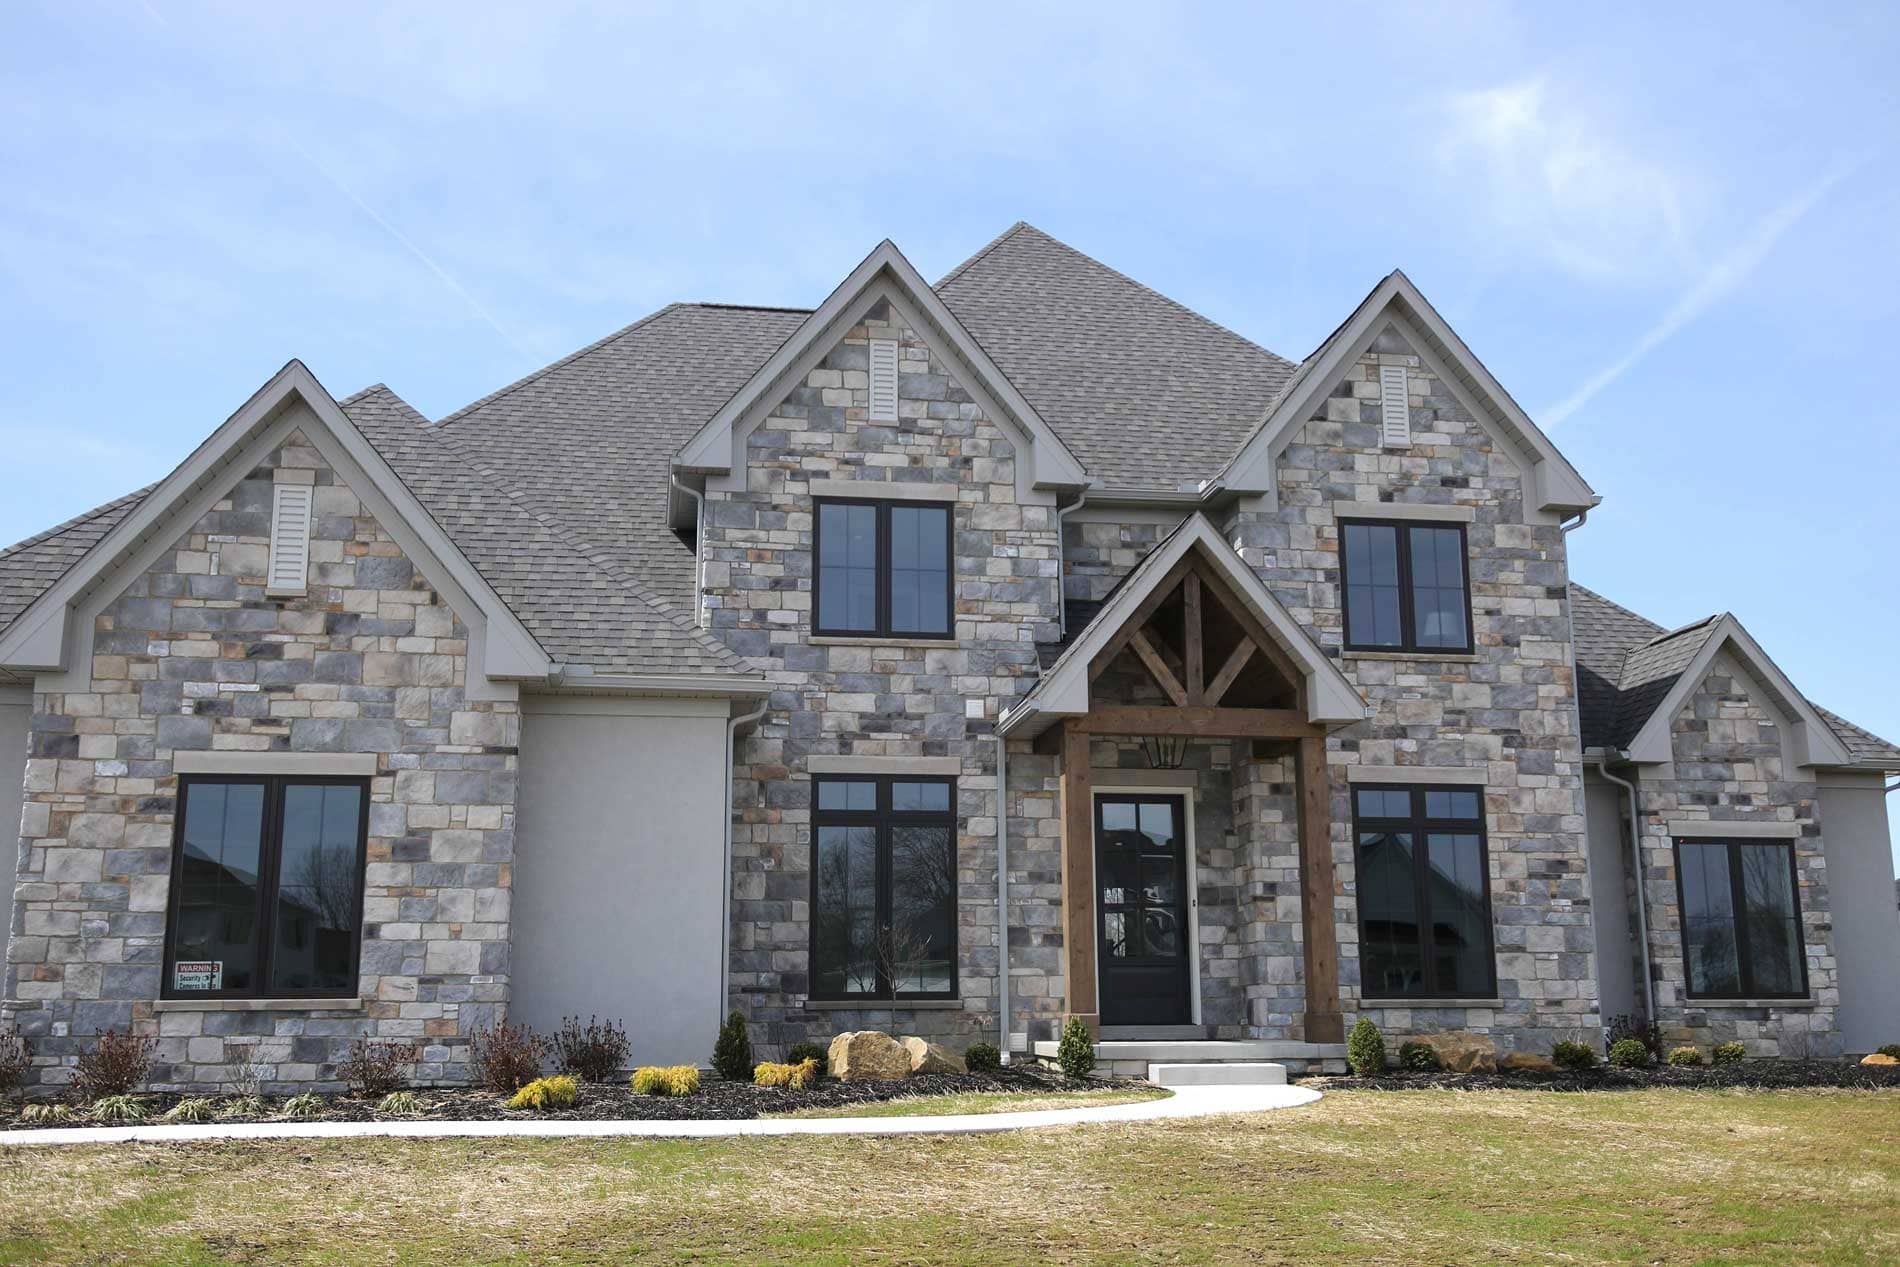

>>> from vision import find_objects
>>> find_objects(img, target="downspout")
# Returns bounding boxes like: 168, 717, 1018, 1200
1054, 488, 1089, 638
994, 728, 1011, 1063
670, 474, 708, 628
1591, 757, 1656, 1023
722, 698, 768, 1017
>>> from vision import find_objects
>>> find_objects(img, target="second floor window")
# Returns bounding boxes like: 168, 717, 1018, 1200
1340, 519, 1472, 653
814, 498, 953, 637
1354, 785, 1497, 999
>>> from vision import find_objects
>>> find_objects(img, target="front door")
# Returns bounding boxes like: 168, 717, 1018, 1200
1095, 794, 1191, 1026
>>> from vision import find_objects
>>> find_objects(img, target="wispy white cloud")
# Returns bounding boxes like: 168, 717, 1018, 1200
1437, 75, 1697, 282
1542, 159, 1860, 427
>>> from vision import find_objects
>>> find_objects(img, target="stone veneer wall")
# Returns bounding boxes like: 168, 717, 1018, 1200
1224, 327, 1600, 1055
703, 298, 1056, 1050
4, 432, 518, 1091
1634, 656, 1837, 1057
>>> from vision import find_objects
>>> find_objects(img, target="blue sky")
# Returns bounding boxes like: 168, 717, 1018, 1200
3, 3, 1897, 858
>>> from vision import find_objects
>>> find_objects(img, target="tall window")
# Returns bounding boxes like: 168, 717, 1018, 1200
1674, 839, 1808, 999
814, 499, 952, 637
1353, 785, 1496, 999
1340, 520, 1472, 653
162, 776, 368, 999
810, 776, 957, 1000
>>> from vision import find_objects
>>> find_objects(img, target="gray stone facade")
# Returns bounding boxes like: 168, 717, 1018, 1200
3, 433, 517, 1091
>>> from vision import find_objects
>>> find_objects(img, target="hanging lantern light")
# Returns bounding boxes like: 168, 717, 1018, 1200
1139, 733, 1188, 770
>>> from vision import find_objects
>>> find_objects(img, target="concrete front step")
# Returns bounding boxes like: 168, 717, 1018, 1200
1147, 1061, 1288, 1088
1030, 1038, 1348, 1079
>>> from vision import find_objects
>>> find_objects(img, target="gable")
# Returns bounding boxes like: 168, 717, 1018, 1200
675, 239, 1088, 508
0, 362, 550, 696
1212, 271, 1597, 521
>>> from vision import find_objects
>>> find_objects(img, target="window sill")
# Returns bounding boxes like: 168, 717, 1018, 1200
1342, 651, 1482, 665
1687, 997, 1817, 1009
152, 997, 367, 1013
1361, 998, 1506, 1009
809, 636, 957, 649
804, 999, 963, 1011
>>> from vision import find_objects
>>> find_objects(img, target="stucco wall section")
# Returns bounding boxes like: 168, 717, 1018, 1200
3, 432, 519, 1091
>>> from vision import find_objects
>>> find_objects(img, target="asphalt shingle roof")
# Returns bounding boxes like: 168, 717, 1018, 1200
937, 223, 1297, 491
0, 485, 152, 635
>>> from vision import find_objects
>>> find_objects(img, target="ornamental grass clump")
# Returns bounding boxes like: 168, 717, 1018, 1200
965, 1042, 1002, 1074
160, 1097, 216, 1124
753, 1059, 820, 1090
507, 1075, 579, 1112
1667, 1045, 1704, 1067
20, 1103, 73, 1125
281, 1093, 325, 1119
1396, 1041, 1439, 1072
711, 1011, 753, 1082
1608, 1038, 1650, 1069
377, 1090, 421, 1115
89, 1095, 146, 1123
553, 1016, 631, 1083
632, 1065, 700, 1097
72, 1029, 155, 1101
1347, 1018, 1387, 1076
1712, 1041, 1747, 1066
1056, 1017, 1095, 1080
1551, 1040, 1598, 1071
785, 1041, 829, 1068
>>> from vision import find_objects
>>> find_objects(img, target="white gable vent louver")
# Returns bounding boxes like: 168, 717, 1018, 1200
1379, 364, 1411, 447
267, 482, 314, 595
868, 338, 899, 422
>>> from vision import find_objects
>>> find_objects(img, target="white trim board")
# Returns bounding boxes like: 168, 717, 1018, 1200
1346, 765, 1488, 786
173, 752, 378, 776
806, 755, 963, 776
1667, 820, 1805, 839
806, 479, 960, 503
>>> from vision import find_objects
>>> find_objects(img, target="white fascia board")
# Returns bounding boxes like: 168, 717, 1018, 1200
540, 671, 770, 697
674, 238, 1087, 492
1623, 617, 1852, 768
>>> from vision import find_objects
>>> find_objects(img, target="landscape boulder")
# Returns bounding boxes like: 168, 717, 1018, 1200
827, 1030, 912, 1081
1859, 1052, 1898, 1067
901, 1037, 967, 1075
1500, 1051, 1557, 1073
1419, 1031, 1498, 1074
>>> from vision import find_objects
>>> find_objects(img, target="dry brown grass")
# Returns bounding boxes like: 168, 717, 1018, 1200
0, 1088, 1892, 1264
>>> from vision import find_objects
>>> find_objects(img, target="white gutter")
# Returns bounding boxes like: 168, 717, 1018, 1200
1590, 755, 1655, 1024
543, 669, 770, 697
669, 474, 708, 628
994, 730, 1011, 1063
722, 697, 769, 1016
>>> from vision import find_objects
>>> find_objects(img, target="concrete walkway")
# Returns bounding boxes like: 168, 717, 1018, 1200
0, 1083, 1322, 1148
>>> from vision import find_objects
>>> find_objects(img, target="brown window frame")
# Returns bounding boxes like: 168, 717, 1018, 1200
1338, 518, 1475, 655
1671, 837, 1810, 1001
1351, 783, 1498, 1000
812, 497, 955, 639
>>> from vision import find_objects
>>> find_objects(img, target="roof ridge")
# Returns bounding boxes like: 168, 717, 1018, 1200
336, 383, 388, 407
945, 222, 1295, 371
688, 301, 813, 314
934, 220, 1031, 290
422, 412, 747, 672
436, 303, 687, 428
0, 485, 155, 560
1636, 612, 1723, 649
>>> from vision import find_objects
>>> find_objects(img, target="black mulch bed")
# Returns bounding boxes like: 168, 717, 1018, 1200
0, 1066, 1130, 1130
1299, 1060, 1900, 1093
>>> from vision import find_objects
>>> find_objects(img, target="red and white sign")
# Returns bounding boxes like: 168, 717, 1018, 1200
173, 961, 223, 991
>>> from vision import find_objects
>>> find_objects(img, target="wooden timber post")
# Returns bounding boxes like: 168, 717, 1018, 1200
1057, 718, 1098, 1035
1295, 733, 1343, 1044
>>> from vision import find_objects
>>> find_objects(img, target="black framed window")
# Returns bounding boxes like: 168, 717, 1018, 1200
162, 775, 369, 1000
1340, 519, 1472, 653
810, 775, 957, 1000
814, 499, 953, 637
1674, 839, 1808, 999
1353, 785, 1496, 999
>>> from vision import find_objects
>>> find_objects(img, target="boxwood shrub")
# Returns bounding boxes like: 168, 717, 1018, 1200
1347, 1018, 1386, 1076
1551, 1039, 1597, 1071
1608, 1038, 1650, 1069
1396, 1040, 1439, 1072
1666, 1045, 1704, 1067
965, 1042, 1002, 1074
1711, 1041, 1747, 1065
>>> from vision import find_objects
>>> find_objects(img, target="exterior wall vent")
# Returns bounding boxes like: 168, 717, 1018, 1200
1379, 364, 1411, 447
868, 339, 899, 422
267, 482, 314, 596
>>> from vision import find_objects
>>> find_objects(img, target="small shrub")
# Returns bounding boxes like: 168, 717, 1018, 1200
1396, 1040, 1439, 1072
1551, 1040, 1598, 1071
282, 1093, 325, 1119
711, 1011, 753, 1082
965, 1042, 1003, 1074
72, 1029, 155, 1101
1711, 1041, 1747, 1066
1666, 1045, 1703, 1067
377, 1090, 421, 1115
0, 1028, 30, 1098
507, 1075, 579, 1112
1056, 1017, 1095, 1080
1878, 1044, 1900, 1060
338, 1039, 418, 1099
161, 1097, 216, 1124
1608, 1038, 1650, 1069
468, 1022, 546, 1094
553, 1015, 631, 1082
785, 1040, 829, 1068
632, 1065, 700, 1096
1605, 1014, 1663, 1062
754, 1059, 820, 1091
1347, 1018, 1387, 1076
90, 1095, 147, 1123
20, 1103, 73, 1125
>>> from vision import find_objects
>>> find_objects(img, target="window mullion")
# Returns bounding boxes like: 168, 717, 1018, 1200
255, 777, 284, 998
1411, 795, 1433, 994
1396, 525, 1417, 651
876, 504, 891, 637
877, 778, 894, 997
1729, 842, 1754, 998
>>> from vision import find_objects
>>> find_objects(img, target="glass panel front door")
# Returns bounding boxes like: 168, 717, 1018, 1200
1096, 794, 1191, 1026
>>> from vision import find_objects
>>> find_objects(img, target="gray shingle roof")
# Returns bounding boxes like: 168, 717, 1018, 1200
1570, 585, 1900, 769
0, 485, 152, 635
937, 223, 1296, 491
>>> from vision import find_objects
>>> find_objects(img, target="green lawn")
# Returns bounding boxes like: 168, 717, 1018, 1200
767, 1084, 1171, 1118
0, 1089, 1893, 1264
